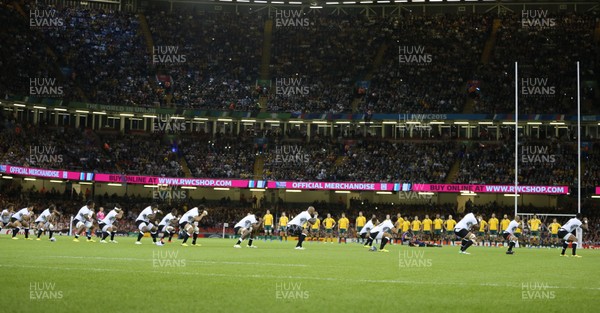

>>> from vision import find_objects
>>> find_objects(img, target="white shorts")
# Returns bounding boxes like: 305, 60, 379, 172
101, 224, 113, 232
137, 221, 155, 231
76, 221, 92, 229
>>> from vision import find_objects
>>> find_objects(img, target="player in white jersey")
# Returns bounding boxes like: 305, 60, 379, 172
501, 216, 522, 255
73, 200, 96, 242
359, 216, 378, 245
35, 204, 61, 241
178, 206, 208, 247
0, 204, 15, 235
157, 208, 179, 244
287, 206, 318, 250
11, 205, 34, 240
454, 213, 480, 255
558, 213, 588, 258
233, 213, 263, 248
365, 216, 399, 252
98, 204, 124, 243
135, 204, 161, 245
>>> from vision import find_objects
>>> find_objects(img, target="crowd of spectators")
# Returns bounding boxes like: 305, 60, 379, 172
364, 14, 491, 114
472, 12, 598, 114
454, 138, 577, 185
1, 4, 597, 115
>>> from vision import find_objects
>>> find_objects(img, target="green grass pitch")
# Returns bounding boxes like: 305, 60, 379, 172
1, 236, 598, 313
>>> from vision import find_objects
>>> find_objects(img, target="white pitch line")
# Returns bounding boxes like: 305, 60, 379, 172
42, 255, 307, 267
2, 264, 599, 292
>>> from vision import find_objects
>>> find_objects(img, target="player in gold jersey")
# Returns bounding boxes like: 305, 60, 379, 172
527, 214, 542, 246
337, 213, 349, 244
278, 212, 289, 242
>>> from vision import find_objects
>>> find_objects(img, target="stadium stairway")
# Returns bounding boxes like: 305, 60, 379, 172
258, 19, 274, 112
138, 14, 155, 57
179, 157, 193, 178
352, 43, 388, 113
445, 159, 461, 184
253, 155, 265, 179
463, 18, 502, 114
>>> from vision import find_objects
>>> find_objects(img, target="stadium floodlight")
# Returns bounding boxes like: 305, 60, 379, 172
107, 183, 122, 187
272, 1, 284, 4
418, 192, 434, 195
254, 0, 267, 3
13, 103, 25, 107
503, 194, 520, 197
478, 121, 493, 125
79, 182, 93, 185
290, 1, 303, 4
342, 1, 355, 4
238, 0, 250, 2
193, 117, 208, 121
591, 195, 600, 199
325, 1, 339, 4
75, 110, 89, 114
181, 186, 197, 190
405, 121, 420, 124
376, 191, 392, 195
360, 1, 373, 3
526, 122, 542, 125
92, 111, 107, 115
377, 0, 390, 3
170, 116, 185, 120
119, 113, 134, 117
312, 121, 327, 124
453, 121, 469, 125
286, 189, 302, 193
549, 121, 565, 125
241, 119, 256, 123
1, 176, 13, 179
335, 121, 351, 124
335, 190, 351, 193
214, 187, 230, 191
143, 185, 156, 188
288, 120, 304, 124
54, 107, 67, 111
250, 188, 266, 192
217, 118, 232, 122
501, 121, 516, 125
49, 180, 64, 183
33, 106, 46, 110
382, 121, 397, 124
265, 120, 280, 123
24, 178, 36, 181
143, 115, 157, 118
429, 121, 444, 125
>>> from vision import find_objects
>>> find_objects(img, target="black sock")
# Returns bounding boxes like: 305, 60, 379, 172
111, 232, 116, 241
192, 233, 198, 244
460, 239, 469, 251
102, 232, 109, 240
87, 232, 91, 240
137, 232, 144, 241
37, 229, 43, 238
236, 238, 242, 245
380, 237, 389, 250
297, 233, 306, 247
151, 232, 157, 243
572, 242, 577, 255
561, 241, 568, 255
49, 231, 53, 239
168, 233, 174, 241
24, 228, 29, 239
508, 241, 515, 252
366, 237, 373, 246
12, 227, 19, 237
249, 239, 253, 246
463, 239, 473, 251
182, 232, 189, 243
75, 234, 79, 239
